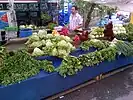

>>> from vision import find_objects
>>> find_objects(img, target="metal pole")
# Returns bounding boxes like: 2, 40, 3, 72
8, 0, 14, 11
8, 0, 17, 27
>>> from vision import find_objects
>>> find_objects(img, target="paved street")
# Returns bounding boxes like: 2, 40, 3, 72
55, 66, 133, 100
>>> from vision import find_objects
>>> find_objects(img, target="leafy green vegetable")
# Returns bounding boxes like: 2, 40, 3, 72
56, 56, 83, 77
115, 40, 133, 56
0, 50, 54, 86
79, 46, 117, 67
116, 23, 133, 41
80, 39, 109, 50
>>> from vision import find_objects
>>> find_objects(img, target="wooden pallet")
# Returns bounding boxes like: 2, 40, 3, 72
44, 64, 133, 100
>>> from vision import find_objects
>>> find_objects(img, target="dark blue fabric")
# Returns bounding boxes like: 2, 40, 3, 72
0, 55, 133, 100
35, 56, 63, 68
70, 47, 96, 57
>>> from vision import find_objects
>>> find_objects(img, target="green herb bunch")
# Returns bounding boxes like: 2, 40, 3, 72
79, 46, 117, 67
115, 40, 133, 56
56, 56, 83, 77
0, 49, 54, 86
122, 23, 133, 41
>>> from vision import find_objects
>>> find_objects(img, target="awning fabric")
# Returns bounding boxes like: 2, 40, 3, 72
83, 0, 133, 12
0, 0, 39, 3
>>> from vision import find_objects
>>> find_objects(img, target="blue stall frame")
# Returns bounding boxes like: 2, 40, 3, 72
0, 55, 133, 100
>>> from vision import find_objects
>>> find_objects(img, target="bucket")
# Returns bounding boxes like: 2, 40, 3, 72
19, 28, 32, 38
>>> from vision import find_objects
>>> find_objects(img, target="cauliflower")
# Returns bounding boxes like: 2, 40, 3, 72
32, 48, 44, 57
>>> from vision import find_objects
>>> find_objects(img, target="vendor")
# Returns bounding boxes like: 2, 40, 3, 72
68, 6, 83, 32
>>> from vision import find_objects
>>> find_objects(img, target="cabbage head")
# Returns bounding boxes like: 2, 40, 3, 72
46, 41, 53, 47
46, 34, 53, 39
52, 48, 58, 56
38, 30, 47, 39
57, 40, 67, 47
41, 40, 46, 46
38, 30, 47, 35
30, 41, 42, 48
33, 32, 38, 35
32, 48, 44, 57
29, 35, 40, 42
64, 36, 72, 42
19, 25, 25, 29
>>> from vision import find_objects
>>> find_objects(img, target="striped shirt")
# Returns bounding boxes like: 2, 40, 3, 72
69, 13, 83, 30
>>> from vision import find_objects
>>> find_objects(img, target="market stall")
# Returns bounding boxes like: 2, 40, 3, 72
1, 21, 133, 99
1, 0, 133, 100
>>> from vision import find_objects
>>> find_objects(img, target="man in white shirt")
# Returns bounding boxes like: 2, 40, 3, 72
68, 6, 83, 31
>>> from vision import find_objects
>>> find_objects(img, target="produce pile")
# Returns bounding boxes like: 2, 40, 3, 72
113, 24, 127, 40
1, 37, 133, 85
115, 23, 133, 41
1, 24, 133, 86
80, 39, 110, 50
25, 30, 75, 58
19, 25, 37, 30
89, 27, 104, 38
0, 49, 54, 86
113, 24, 126, 34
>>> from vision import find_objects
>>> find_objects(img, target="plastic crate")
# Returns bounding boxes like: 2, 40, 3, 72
19, 28, 32, 38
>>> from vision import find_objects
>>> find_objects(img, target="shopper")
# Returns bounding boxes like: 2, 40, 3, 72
68, 6, 83, 32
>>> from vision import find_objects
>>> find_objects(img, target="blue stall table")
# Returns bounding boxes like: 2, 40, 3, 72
0, 55, 133, 100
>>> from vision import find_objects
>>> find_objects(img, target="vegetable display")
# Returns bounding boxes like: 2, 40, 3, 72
1, 24, 133, 86
113, 24, 126, 35
89, 27, 104, 38
123, 23, 133, 41
115, 23, 133, 41
19, 25, 37, 30
26, 31, 75, 58
0, 49, 54, 86
80, 39, 110, 50
56, 56, 83, 77
115, 40, 133, 56
79, 46, 117, 67
113, 24, 127, 40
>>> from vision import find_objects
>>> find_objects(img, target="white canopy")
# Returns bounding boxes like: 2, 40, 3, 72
83, 0, 133, 12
